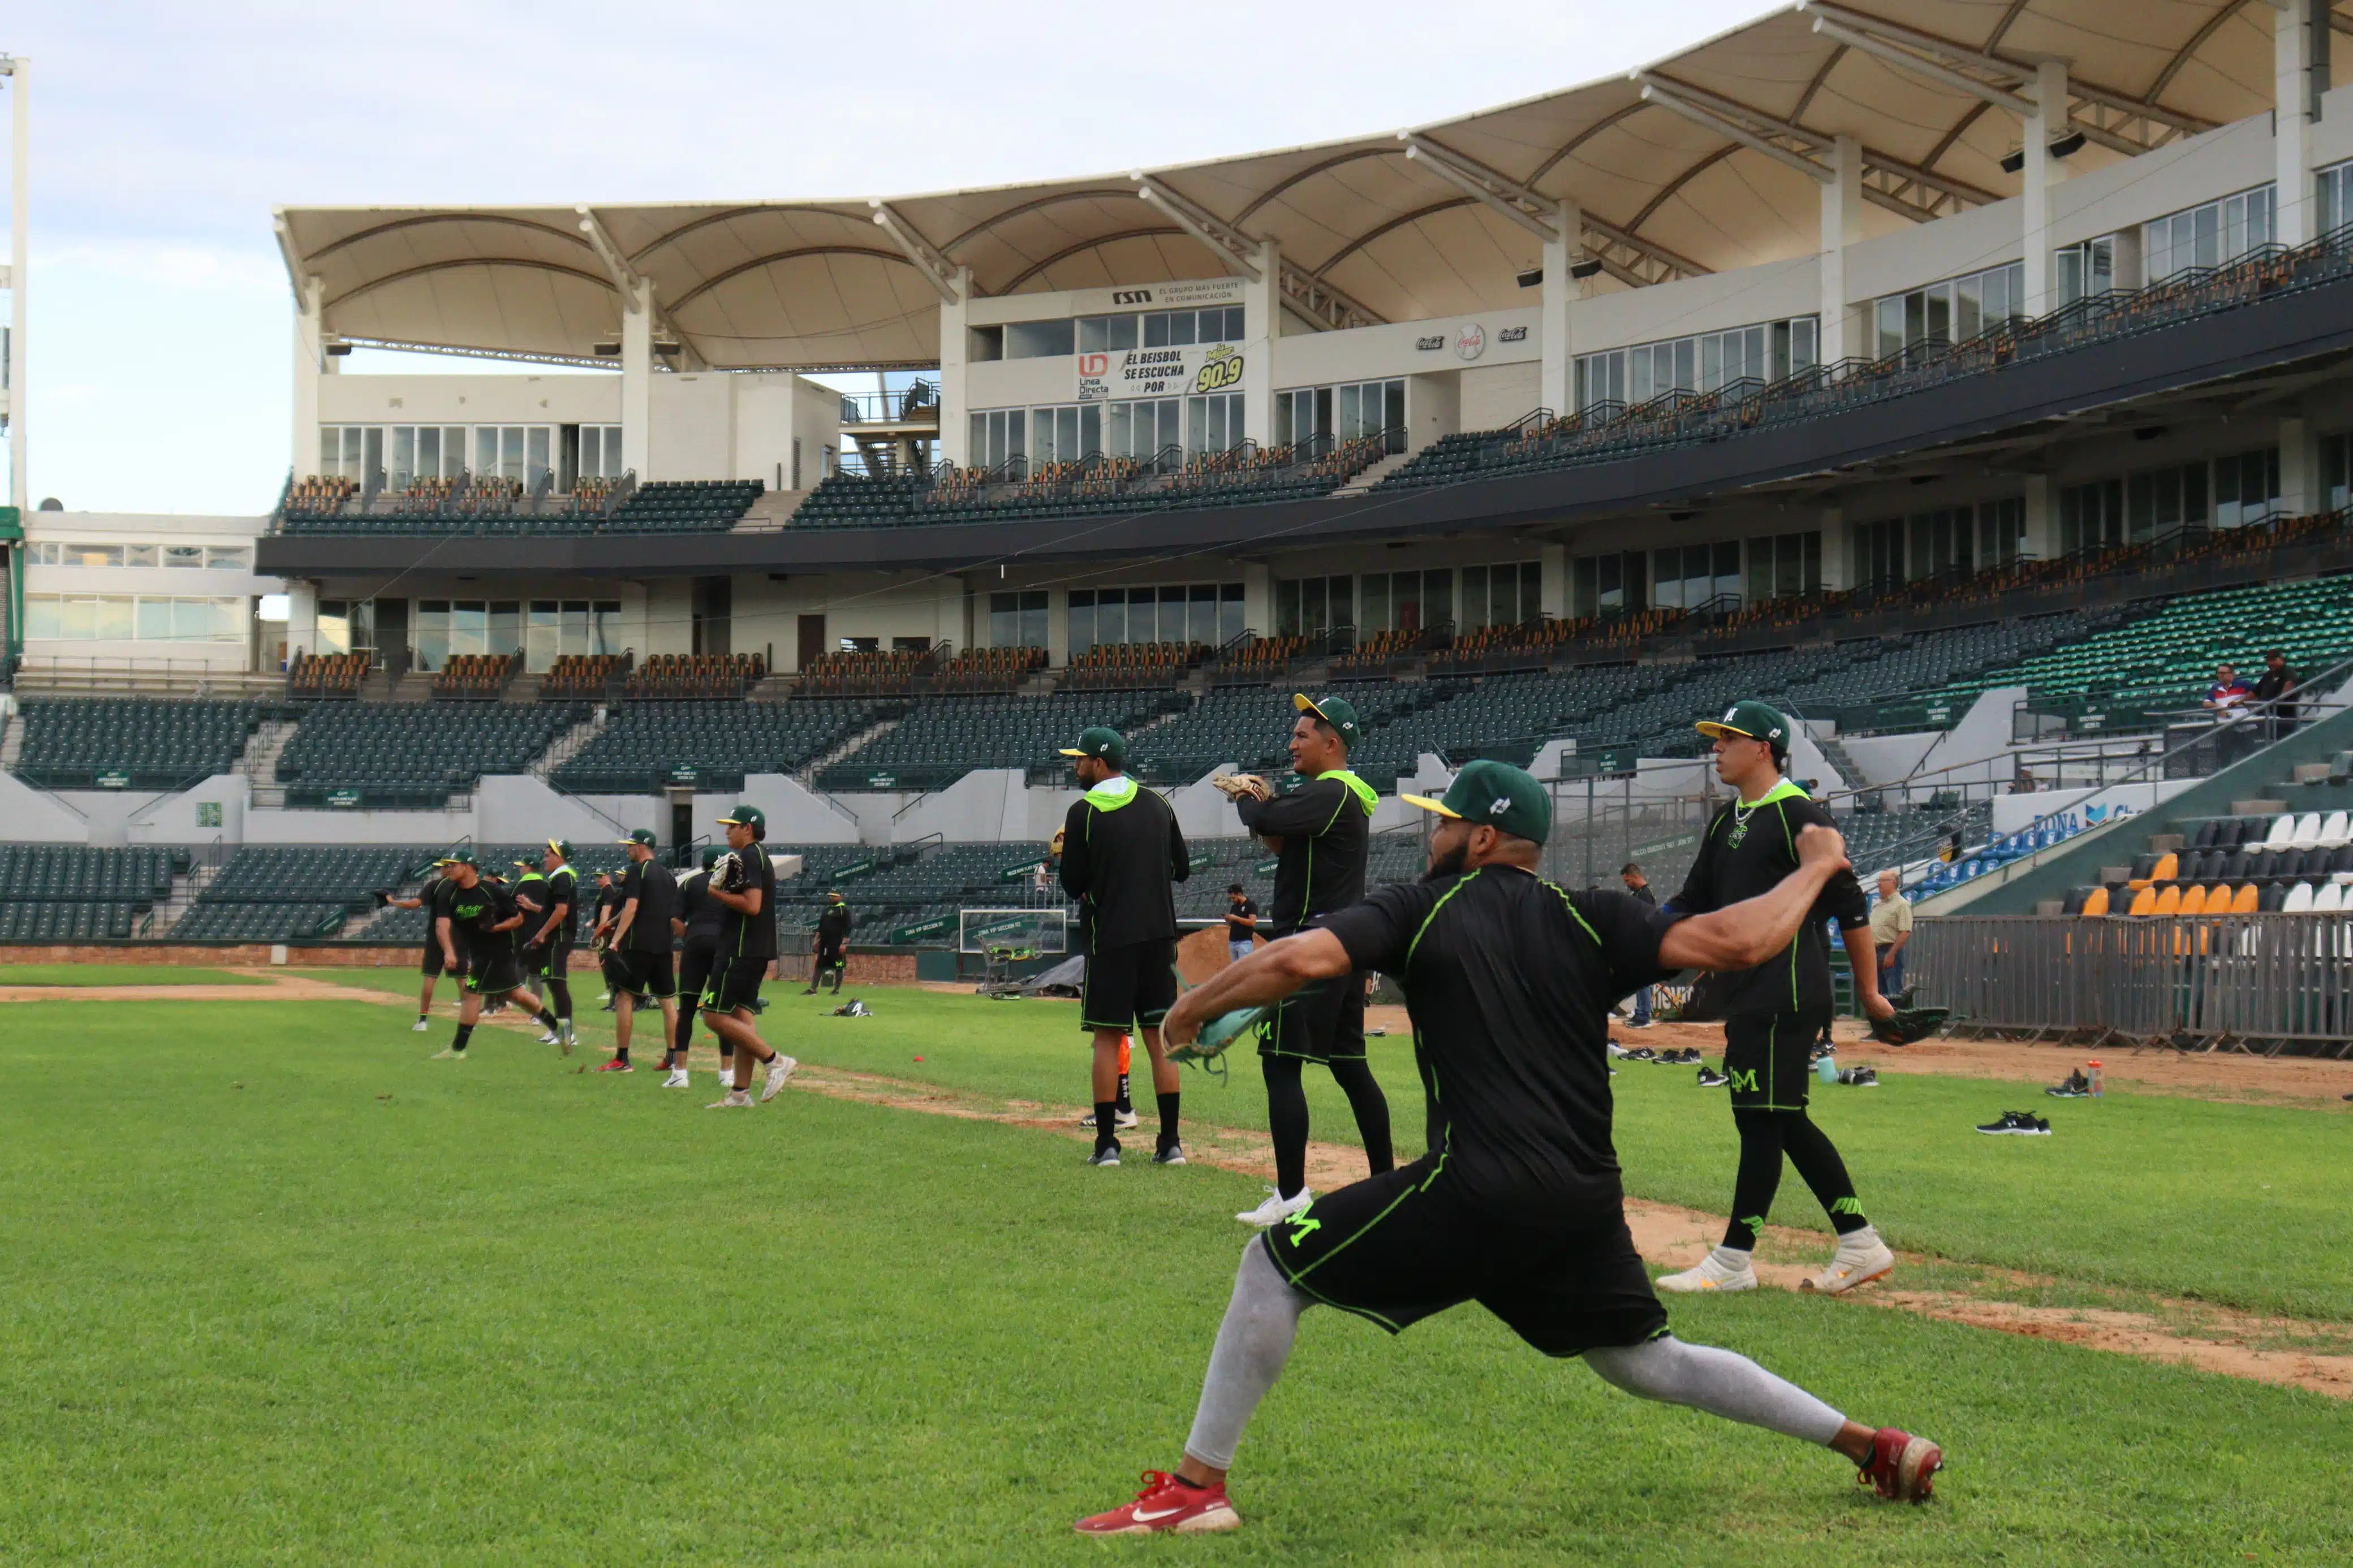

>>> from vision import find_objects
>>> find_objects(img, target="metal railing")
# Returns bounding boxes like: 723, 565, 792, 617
1911, 913, 2353, 1055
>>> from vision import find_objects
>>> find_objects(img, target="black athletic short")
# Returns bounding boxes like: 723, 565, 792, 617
1080, 938, 1176, 1033
533, 941, 570, 980
613, 948, 676, 1001
701, 954, 768, 1014
1260, 1155, 1668, 1357
677, 938, 718, 1015
817, 942, 846, 971
419, 937, 444, 978
466, 947, 523, 996
1260, 970, 1367, 1063
1721, 1008, 1828, 1112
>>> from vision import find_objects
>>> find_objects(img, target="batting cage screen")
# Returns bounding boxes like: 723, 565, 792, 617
957, 908, 1070, 955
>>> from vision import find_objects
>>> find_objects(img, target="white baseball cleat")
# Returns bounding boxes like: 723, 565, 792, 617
760, 1054, 798, 1102
662, 1068, 691, 1088
411, 1020, 430, 1033
1655, 1246, 1758, 1293
1234, 1187, 1313, 1227
1802, 1225, 1895, 1295
706, 1089, 753, 1109
537, 1029, 561, 1046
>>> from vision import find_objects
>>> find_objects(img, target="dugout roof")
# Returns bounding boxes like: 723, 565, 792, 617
275, 2, 2337, 370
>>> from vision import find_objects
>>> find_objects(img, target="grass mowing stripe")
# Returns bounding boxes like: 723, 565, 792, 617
0, 996, 2345, 1564
0, 965, 272, 987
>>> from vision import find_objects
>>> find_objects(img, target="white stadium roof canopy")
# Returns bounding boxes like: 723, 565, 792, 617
275, 1, 2335, 371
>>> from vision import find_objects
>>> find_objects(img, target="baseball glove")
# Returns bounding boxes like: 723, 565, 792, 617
1871, 1005, 1951, 1046
1212, 772, 1271, 801
711, 850, 744, 893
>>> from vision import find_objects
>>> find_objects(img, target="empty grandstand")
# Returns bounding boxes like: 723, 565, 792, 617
11, 700, 273, 789
274, 703, 587, 808
554, 699, 885, 794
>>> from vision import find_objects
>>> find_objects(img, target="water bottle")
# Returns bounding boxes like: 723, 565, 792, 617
1817, 1051, 1839, 1085
2087, 1058, 2103, 1098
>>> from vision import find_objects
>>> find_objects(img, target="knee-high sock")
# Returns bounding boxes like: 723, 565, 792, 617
1183, 1242, 1311, 1471
1779, 1111, 1869, 1235
1261, 1055, 1310, 1199
1585, 1334, 1847, 1445
673, 1001, 697, 1061
1326, 1056, 1394, 1177
545, 976, 572, 1022
1725, 1108, 1789, 1251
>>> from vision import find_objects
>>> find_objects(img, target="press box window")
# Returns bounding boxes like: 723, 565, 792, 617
989, 590, 1051, 649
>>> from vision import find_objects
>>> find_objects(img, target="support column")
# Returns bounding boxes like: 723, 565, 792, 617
1818, 137, 1864, 363
291, 274, 326, 479
2275, 0, 2326, 247
1242, 561, 1273, 637
1045, 584, 1069, 668
620, 278, 653, 480
2278, 415, 2313, 515
5, 57, 24, 513
1242, 239, 1279, 447
938, 266, 971, 469
1540, 204, 1580, 416
286, 581, 320, 665
2022, 473, 2058, 560
1815, 506, 1848, 591
1539, 541, 1569, 619
2022, 61, 2070, 317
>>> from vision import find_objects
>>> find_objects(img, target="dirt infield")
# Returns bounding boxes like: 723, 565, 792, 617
782, 1061, 2353, 1400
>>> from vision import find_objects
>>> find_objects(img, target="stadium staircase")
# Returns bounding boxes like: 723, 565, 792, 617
238, 716, 304, 808
0, 707, 21, 775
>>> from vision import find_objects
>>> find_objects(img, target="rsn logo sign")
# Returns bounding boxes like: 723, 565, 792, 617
1111, 288, 1153, 305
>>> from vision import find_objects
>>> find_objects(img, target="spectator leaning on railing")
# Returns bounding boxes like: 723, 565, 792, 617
2204, 663, 2255, 764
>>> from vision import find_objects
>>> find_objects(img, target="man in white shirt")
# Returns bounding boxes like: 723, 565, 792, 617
1869, 871, 1913, 1000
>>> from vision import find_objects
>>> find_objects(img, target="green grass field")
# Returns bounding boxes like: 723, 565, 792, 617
0, 964, 270, 987
2, 986, 2346, 1565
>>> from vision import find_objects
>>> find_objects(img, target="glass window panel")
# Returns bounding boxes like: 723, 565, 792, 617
453, 602, 488, 656
163, 545, 203, 569
1190, 584, 1217, 646
361, 426, 383, 484
340, 426, 362, 475
206, 546, 250, 572
527, 427, 550, 487
417, 425, 440, 478
136, 597, 174, 640
91, 597, 131, 640
391, 426, 415, 487
592, 602, 620, 656
1221, 591, 1244, 645
1360, 573, 1389, 633
1098, 591, 1126, 645
1143, 313, 1170, 348
320, 427, 339, 477
121, 544, 156, 567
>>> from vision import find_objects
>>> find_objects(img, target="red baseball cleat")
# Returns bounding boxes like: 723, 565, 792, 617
1857, 1427, 1943, 1502
1072, 1471, 1240, 1535
594, 1058, 634, 1073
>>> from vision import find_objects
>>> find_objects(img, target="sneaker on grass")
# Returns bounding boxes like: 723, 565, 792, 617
1151, 1143, 1187, 1166
429, 1047, 468, 1061
705, 1090, 752, 1109
1078, 1108, 1140, 1130
1072, 1471, 1240, 1535
1234, 1187, 1312, 1227
661, 1068, 691, 1088
595, 1058, 632, 1074
1654, 1245, 1757, 1293
1087, 1144, 1121, 1168
1696, 1066, 1730, 1088
760, 1054, 798, 1102
1800, 1224, 1895, 1295
1856, 1427, 1943, 1504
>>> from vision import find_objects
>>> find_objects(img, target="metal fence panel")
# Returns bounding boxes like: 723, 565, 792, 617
1912, 915, 2353, 1044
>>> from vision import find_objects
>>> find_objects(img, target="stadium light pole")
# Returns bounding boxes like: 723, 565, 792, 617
2, 53, 24, 514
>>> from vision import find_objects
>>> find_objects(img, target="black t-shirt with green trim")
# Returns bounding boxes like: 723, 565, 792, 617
618, 858, 679, 954
542, 864, 579, 947
714, 842, 779, 961
1058, 774, 1188, 950
1321, 865, 1677, 1210
1671, 778, 1869, 1018
446, 878, 518, 956
1234, 770, 1378, 933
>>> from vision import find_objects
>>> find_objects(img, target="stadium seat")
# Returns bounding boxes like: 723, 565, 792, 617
2282, 880, 2317, 913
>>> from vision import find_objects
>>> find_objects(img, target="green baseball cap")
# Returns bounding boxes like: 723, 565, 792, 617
620, 828, 658, 848
1058, 726, 1127, 766
511, 857, 538, 871
717, 803, 766, 832
546, 838, 574, 861
1402, 759, 1551, 845
1294, 692, 1360, 746
443, 849, 479, 867
700, 846, 722, 870
1695, 699, 1792, 759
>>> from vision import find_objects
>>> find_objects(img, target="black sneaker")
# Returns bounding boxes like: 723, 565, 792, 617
1838, 1066, 1880, 1087
1696, 1066, 1729, 1088
1976, 1111, 2052, 1135
1152, 1143, 1187, 1166
2045, 1070, 2091, 1098
1624, 1046, 1657, 1062
2020, 1113, 2052, 1135
1087, 1142, 1121, 1167
1808, 1042, 1835, 1063
1975, 1111, 2027, 1135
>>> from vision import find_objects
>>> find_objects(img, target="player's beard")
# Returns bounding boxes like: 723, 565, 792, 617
1421, 841, 1470, 883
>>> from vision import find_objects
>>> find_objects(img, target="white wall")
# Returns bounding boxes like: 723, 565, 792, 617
1273, 306, 1541, 388
316, 373, 620, 429
1460, 360, 1542, 430
2052, 114, 2277, 252
1568, 256, 1820, 357
0, 770, 93, 843
1843, 196, 2023, 308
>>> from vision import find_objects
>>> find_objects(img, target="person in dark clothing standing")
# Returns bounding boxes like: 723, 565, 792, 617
521, 839, 579, 1052
808, 889, 852, 995
602, 829, 679, 1075
703, 805, 799, 1109
1068, 761, 1942, 1536
388, 865, 456, 1031
1214, 694, 1393, 1228
591, 871, 627, 1012
1058, 725, 1190, 1169
1223, 885, 1259, 962
2254, 647, 2300, 744
1619, 863, 1657, 1027
1657, 702, 1898, 1298
663, 846, 726, 1088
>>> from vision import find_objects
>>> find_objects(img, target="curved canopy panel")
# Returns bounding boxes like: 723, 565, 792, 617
277, 2, 2335, 369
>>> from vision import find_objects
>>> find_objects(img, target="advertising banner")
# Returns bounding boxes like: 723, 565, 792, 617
1076, 341, 1246, 404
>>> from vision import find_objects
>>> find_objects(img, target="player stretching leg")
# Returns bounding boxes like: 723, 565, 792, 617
1073, 764, 1941, 1535
429, 852, 551, 1060
702, 806, 798, 1109
1655, 703, 1897, 1298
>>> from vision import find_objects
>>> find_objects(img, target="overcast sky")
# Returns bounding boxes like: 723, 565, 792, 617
5, 1, 1770, 516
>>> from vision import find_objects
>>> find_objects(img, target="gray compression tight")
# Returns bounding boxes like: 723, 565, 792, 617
1182, 1242, 1847, 1472
1583, 1335, 1847, 1445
